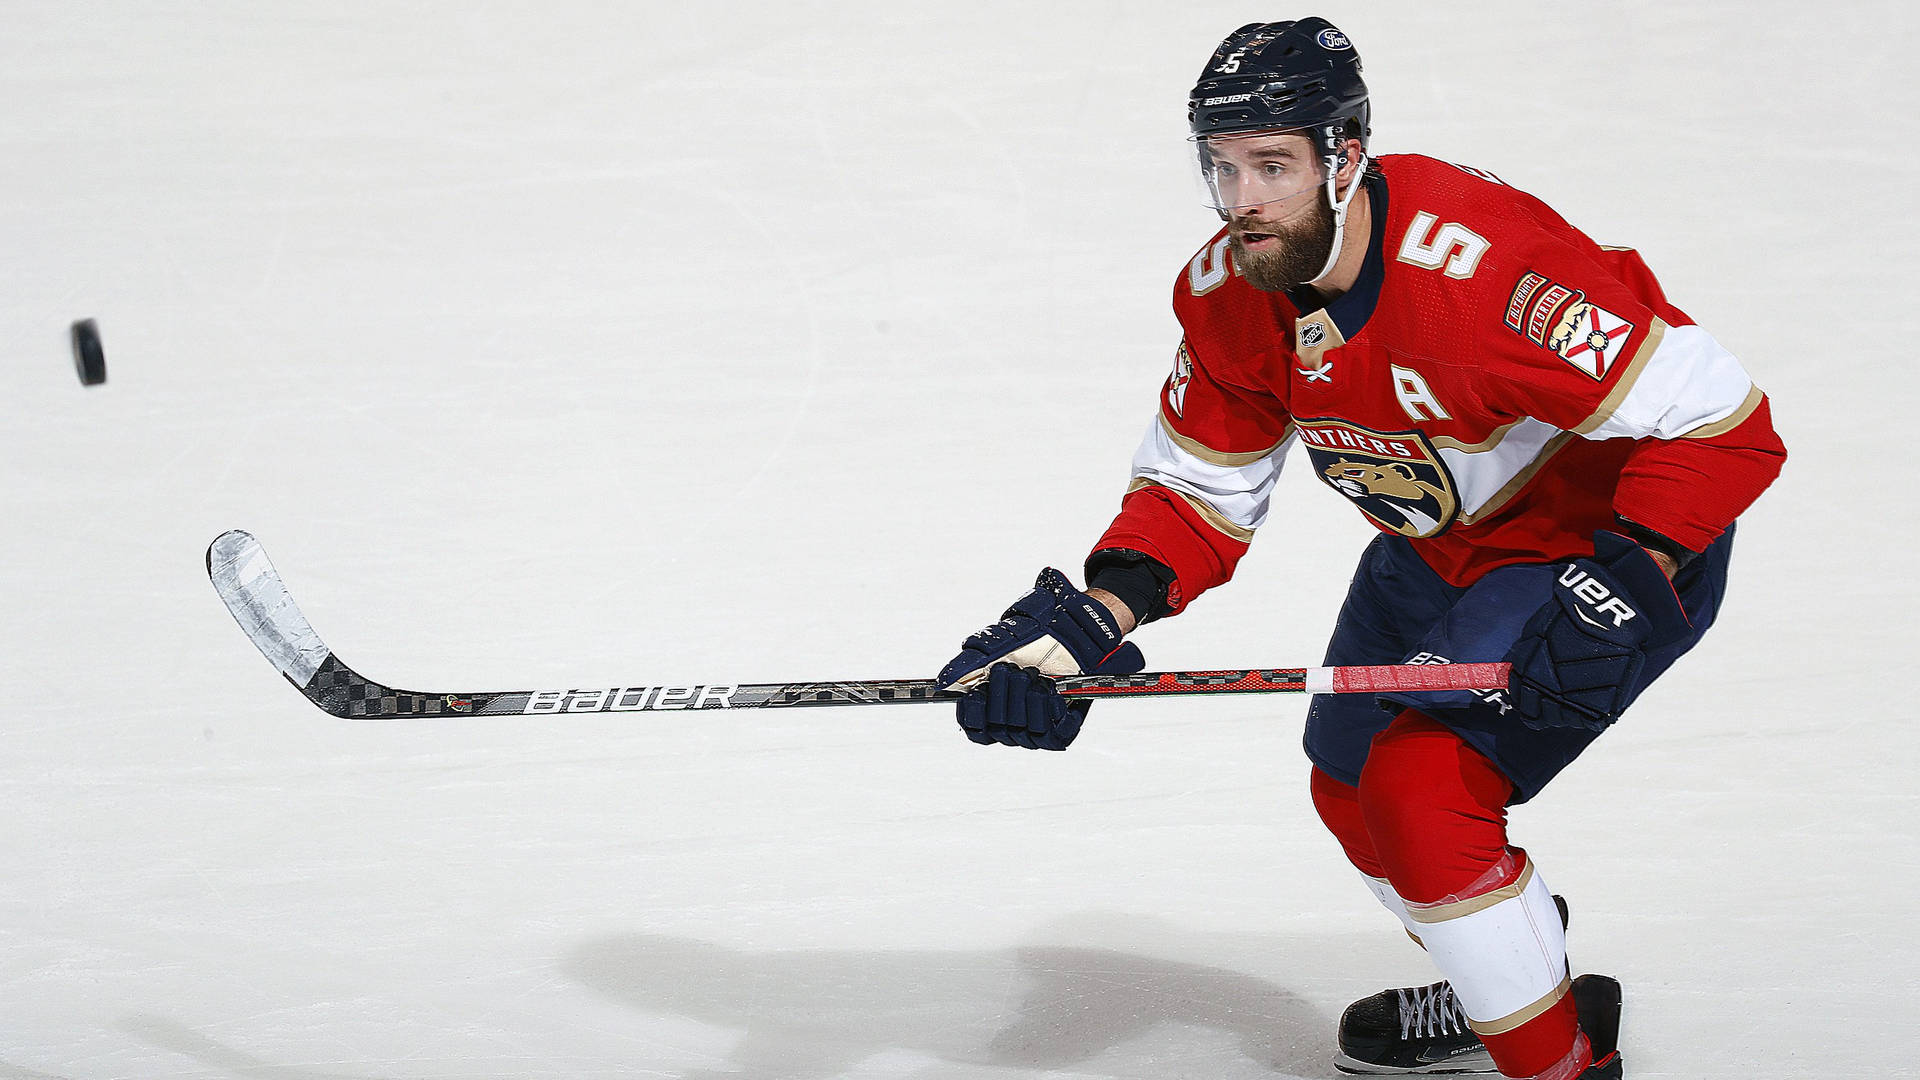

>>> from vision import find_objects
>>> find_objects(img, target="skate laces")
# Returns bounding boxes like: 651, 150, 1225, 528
1396, 981, 1471, 1038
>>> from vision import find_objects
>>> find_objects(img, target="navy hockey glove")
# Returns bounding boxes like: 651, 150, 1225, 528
1505, 531, 1692, 732
938, 568, 1146, 750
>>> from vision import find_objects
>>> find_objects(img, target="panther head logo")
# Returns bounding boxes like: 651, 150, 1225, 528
1321, 458, 1452, 537
1297, 421, 1461, 538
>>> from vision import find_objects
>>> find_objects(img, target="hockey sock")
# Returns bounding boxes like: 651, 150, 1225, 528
1310, 767, 1422, 939
1310, 765, 1387, 879
1358, 711, 1587, 1079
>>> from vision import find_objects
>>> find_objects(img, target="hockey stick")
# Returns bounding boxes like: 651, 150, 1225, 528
206, 529, 1510, 721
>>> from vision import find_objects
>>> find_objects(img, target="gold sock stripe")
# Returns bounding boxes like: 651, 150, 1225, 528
1466, 975, 1572, 1037
1404, 858, 1535, 925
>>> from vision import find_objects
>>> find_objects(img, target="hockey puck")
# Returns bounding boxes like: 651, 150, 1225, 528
71, 319, 106, 386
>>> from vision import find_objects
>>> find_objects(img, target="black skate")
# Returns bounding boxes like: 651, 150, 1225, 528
1334, 977, 1488, 1074
1332, 973, 1621, 1075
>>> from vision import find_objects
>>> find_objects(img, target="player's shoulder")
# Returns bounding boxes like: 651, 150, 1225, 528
1172, 224, 1237, 302
1374, 154, 1626, 283
1374, 153, 1558, 242
1168, 225, 1296, 373
1374, 157, 1669, 399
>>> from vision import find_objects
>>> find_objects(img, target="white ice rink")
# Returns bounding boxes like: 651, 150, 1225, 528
4, 3, 1916, 1077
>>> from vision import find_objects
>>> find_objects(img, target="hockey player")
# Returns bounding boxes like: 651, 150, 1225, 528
936, 17, 1785, 1080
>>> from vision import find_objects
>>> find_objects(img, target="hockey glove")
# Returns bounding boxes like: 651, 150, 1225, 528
1505, 531, 1692, 732
938, 568, 1146, 750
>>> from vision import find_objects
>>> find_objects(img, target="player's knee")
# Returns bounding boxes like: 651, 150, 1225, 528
1309, 766, 1386, 878
1357, 710, 1515, 903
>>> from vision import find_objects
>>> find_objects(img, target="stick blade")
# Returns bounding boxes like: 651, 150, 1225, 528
206, 529, 333, 691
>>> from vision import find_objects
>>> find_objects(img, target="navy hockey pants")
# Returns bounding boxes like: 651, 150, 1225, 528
1304, 527, 1734, 804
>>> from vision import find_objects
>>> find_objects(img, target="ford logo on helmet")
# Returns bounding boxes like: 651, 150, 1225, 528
1316, 28, 1352, 51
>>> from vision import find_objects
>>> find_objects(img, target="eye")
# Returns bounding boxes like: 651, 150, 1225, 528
1264, 162, 1288, 176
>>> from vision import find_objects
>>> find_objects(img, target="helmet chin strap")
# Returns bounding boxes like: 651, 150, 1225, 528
1310, 149, 1368, 284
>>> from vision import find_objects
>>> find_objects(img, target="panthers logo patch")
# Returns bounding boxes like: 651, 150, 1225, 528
1296, 420, 1460, 538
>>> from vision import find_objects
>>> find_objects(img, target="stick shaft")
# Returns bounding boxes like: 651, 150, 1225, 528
207, 529, 1508, 722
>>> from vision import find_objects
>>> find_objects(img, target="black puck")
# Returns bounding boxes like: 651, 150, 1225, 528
71, 319, 107, 386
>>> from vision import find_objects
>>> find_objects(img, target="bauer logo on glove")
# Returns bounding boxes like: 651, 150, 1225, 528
1554, 565, 1642, 631
1504, 532, 1690, 732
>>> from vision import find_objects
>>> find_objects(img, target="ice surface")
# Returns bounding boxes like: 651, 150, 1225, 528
1, 3, 1915, 1078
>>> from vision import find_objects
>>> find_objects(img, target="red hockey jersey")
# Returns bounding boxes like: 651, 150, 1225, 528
1094, 154, 1785, 613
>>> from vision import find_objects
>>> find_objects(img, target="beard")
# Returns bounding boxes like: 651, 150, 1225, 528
1229, 199, 1337, 292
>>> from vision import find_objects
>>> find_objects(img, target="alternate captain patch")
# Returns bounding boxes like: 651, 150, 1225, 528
1296, 419, 1460, 538
1505, 270, 1636, 381
1167, 340, 1195, 417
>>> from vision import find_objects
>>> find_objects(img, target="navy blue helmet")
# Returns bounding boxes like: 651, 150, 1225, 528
1189, 18, 1370, 164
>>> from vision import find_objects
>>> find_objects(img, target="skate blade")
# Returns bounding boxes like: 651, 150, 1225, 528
1333, 1048, 1497, 1074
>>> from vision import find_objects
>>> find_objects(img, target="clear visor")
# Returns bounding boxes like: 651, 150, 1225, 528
1194, 130, 1331, 215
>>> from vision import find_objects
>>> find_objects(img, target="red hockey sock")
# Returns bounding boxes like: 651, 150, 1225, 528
1342, 711, 1586, 1079
1356, 711, 1513, 904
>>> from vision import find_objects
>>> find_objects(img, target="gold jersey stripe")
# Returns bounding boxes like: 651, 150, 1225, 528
1682, 384, 1765, 439
1431, 417, 1528, 455
1126, 478, 1258, 543
1456, 432, 1574, 525
1573, 317, 1668, 436
1158, 410, 1290, 467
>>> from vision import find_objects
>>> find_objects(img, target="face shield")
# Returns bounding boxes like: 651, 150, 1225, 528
1194, 130, 1332, 217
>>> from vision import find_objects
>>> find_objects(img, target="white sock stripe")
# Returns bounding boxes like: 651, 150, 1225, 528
1399, 858, 1571, 1026
1363, 874, 1420, 937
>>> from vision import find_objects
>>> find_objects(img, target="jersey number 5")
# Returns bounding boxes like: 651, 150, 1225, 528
1396, 211, 1489, 279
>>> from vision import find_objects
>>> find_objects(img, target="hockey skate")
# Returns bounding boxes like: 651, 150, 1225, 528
1332, 973, 1620, 1075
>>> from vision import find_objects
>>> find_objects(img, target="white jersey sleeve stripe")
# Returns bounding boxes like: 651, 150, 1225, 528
1577, 322, 1759, 441
1128, 418, 1293, 538
1158, 411, 1289, 466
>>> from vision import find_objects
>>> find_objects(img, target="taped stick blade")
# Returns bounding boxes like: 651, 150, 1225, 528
207, 530, 332, 688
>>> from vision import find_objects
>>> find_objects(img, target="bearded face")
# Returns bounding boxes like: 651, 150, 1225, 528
1229, 198, 1337, 292
1198, 130, 1341, 292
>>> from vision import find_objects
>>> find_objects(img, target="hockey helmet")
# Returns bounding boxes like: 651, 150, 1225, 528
1188, 18, 1370, 163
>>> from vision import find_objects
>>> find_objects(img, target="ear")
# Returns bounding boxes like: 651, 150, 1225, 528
1333, 136, 1365, 191
1390, 462, 1417, 480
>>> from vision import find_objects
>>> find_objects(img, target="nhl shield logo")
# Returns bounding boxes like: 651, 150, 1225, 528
1296, 420, 1460, 538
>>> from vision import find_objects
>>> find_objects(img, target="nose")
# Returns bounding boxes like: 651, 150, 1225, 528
1224, 177, 1266, 215
1230, 201, 1268, 226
